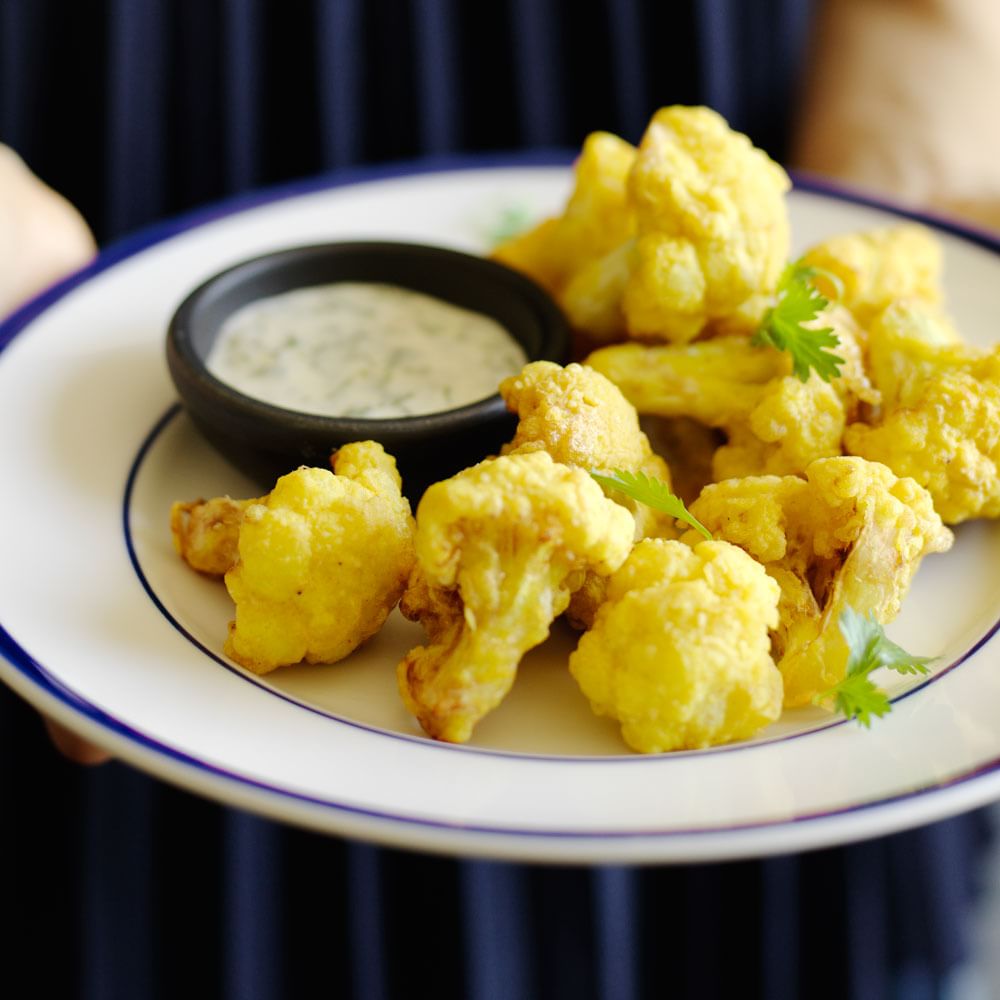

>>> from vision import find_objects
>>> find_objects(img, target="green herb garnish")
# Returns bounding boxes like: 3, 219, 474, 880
752, 262, 846, 383
590, 469, 712, 540
816, 606, 936, 727
485, 203, 536, 247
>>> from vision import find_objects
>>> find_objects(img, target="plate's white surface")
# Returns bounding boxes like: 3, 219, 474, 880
3, 161, 1000, 864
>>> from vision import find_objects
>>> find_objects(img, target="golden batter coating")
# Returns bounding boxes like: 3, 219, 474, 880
499, 360, 678, 628
170, 495, 256, 576
570, 538, 782, 752
845, 301, 1000, 523
800, 225, 944, 327
397, 451, 634, 743
222, 442, 414, 674
684, 456, 952, 706
494, 106, 790, 345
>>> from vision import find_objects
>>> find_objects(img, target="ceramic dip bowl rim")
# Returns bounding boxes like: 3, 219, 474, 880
164, 239, 572, 488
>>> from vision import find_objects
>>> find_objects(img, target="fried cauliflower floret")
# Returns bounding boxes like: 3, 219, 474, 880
587, 337, 788, 425
587, 335, 852, 479
492, 131, 636, 297
620, 106, 791, 342
711, 375, 845, 480
223, 442, 415, 674
800, 225, 944, 327
862, 300, 963, 401
569, 539, 782, 752
397, 451, 634, 743
501, 361, 653, 469
170, 495, 258, 575
496, 107, 789, 346
821, 303, 881, 412
500, 360, 678, 629
560, 241, 633, 343
169, 436, 426, 578
500, 361, 675, 538
685, 457, 952, 706
845, 301, 1000, 523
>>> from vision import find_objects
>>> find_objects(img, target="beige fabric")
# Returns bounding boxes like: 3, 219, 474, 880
0, 145, 95, 318
793, 0, 1000, 231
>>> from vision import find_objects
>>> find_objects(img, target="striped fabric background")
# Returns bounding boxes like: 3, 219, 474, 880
0, 2, 992, 998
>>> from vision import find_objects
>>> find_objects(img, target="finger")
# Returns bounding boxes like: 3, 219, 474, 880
42, 717, 111, 766
0, 145, 96, 316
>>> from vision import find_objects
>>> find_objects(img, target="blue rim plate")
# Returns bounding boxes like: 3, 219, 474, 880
2, 155, 1000, 864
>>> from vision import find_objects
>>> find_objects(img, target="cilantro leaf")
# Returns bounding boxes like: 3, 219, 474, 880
590, 469, 712, 540
485, 203, 536, 247
815, 606, 936, 727
827, 671, 892, 729
752, 262, 846, 383
840, 606, 936, 677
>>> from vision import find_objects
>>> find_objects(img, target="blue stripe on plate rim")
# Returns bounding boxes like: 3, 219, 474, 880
2, 151, 1000, 842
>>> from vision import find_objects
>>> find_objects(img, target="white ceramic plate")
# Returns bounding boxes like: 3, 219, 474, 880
3, 159, 1000, 865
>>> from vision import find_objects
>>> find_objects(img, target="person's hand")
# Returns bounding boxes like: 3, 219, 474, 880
0, 146, 96, 312
1, 146, 107, 765
792, 0, 1000, 230
43, 718, 111, 766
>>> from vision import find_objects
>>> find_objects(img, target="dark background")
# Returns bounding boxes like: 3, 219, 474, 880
0, 0, 811, 244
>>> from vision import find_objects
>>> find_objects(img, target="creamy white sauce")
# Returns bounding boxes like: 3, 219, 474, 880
207, 282, 528, 419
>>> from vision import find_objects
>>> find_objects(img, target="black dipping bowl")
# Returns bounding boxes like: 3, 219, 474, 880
166, 241, 570, 497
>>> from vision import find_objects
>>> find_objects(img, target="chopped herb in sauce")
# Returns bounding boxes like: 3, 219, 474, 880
207, 282, 527, 419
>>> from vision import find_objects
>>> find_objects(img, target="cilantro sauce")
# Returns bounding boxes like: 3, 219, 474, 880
206, 282, 527, 419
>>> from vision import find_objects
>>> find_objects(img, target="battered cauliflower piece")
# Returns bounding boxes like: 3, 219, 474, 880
170, 495, 257, 575
587, 334, 853, 480
500, 360, 678, 629
569, 539, 783, 752
223, 441, 415, 674
397, 451, 635, 743
561, 241, 633, 343
861, 300, 963, 401
496, 107, 789, 346
587, 336, 789, 426
845, 301, 1000, 523
501, 361, 655, 469
500, 361, 675, 539
710, 375, 845, 480
685, 457, 952, 706
800, 225, 944, 327
620, 105, 791, 341
822, 304, 882, 417
492, 131, 636, 299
